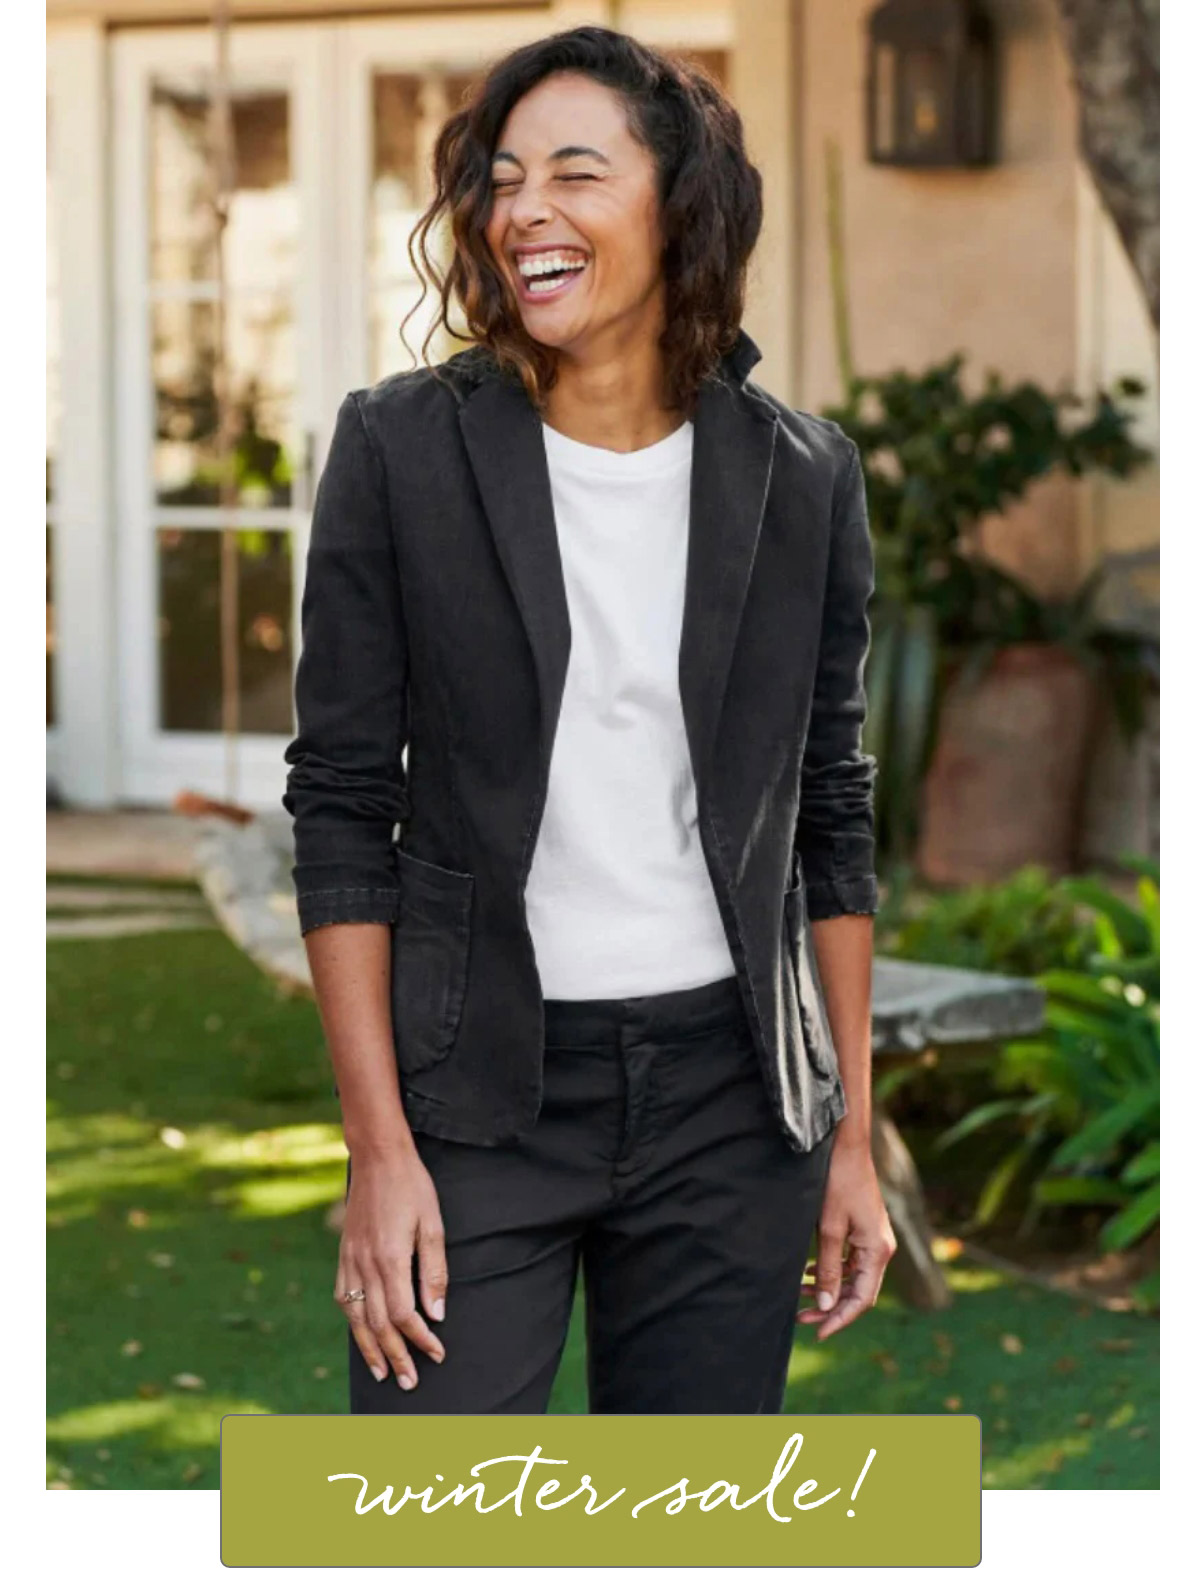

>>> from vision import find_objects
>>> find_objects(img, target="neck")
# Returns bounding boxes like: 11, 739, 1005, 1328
540, 314, 684, 453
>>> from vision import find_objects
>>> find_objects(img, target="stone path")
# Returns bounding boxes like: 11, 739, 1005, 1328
47, 809, 219, 940
47, 907, 217, 941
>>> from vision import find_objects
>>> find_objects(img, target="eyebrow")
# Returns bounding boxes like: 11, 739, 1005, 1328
492, 145, 612, 168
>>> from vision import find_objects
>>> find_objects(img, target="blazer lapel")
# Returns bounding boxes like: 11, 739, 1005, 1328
679, 364, 779, 794
453, 329, 779, 800
458, 377, 574, 772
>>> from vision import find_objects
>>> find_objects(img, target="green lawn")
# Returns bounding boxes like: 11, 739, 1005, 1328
47, 919, 1158, 1490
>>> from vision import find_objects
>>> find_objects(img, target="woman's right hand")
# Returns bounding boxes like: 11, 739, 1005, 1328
334, 1144, 448, 1390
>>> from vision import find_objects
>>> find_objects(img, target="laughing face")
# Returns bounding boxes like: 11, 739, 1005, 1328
484, 71, 667, 360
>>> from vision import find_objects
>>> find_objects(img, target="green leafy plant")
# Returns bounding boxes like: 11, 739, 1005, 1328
821, 358, 1156, 860
932, 858, 1159, 1306
879, 861, 1092, 979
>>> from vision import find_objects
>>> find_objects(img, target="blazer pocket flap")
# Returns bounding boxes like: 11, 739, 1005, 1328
391, 848, 474, 1076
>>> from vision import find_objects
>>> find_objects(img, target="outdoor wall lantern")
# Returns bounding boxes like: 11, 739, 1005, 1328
866, 0, 997, 167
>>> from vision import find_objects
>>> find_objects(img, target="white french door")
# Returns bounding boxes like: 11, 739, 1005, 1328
113, 23, 338, 807
110, 11, 551, 809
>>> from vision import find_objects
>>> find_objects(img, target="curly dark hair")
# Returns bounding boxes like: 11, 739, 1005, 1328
402, 25, 764, 416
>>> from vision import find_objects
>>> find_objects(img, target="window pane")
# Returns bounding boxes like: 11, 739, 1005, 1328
370, 72, 424, 381
150, 84, 295, 290
152, 294, 296, 506
157, 527, 293, 734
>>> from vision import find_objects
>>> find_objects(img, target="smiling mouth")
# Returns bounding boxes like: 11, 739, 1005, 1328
514, 253, 590, 301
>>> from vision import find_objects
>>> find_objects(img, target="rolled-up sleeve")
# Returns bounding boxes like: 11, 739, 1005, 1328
795, 432, 880, 921
282, 391, 410, 936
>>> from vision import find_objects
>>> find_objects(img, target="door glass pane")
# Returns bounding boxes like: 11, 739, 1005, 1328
147, 77, 299, 739
370, 70, 476, 380
153, 294, 296, 506
150, 84, 295, 289
157, 527, 293, 734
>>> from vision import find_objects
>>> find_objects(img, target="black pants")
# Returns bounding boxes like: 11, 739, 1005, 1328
348, 973, 835, 1414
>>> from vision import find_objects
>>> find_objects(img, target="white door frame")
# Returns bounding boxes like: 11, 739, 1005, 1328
47, 22, 118, 808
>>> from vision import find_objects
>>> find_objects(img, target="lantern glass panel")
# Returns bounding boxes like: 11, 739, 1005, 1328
900, 47, 945, 155
873, 42, 898, 157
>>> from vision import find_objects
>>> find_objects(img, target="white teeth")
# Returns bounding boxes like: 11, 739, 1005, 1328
517, 253, 589, 279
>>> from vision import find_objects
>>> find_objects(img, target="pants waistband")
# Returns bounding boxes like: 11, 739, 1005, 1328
542, 973, 746, 1049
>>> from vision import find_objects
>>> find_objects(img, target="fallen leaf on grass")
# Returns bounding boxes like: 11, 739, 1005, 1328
120, 1339, 143, 1358
171, 1373, 206, 1391
1000, 1333, 1023, 1355
944, 1396, 962, 1411
931, 1237, 963, 1262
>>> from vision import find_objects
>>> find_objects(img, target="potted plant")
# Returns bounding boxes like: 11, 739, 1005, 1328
821, 355, 1155, 883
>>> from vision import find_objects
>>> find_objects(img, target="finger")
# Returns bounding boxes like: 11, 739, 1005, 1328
335, 1265, 388, 1384
815, 1291, 870, 1340
416, 1214, 449, 1326
813, 1222, 848, 1313
364, 1274, 418, 1390
797, 1243, 858, 1323
814, 1250, 886, 1339
347, 1306, 390, 1383
381, 1254, 446, 1366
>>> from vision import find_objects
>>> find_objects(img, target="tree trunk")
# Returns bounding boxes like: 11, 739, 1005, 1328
1053, 0, 1159, 330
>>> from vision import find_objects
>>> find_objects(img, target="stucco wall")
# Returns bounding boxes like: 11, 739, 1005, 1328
793, 0, 1089, 594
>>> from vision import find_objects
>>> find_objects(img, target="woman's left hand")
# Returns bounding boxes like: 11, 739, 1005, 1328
796, 1128, 896, 1340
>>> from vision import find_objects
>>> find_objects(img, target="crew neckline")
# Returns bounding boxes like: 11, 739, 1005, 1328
541, 418, 694, 479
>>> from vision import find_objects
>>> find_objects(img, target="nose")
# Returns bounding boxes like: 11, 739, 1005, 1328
508, 175, 554, 232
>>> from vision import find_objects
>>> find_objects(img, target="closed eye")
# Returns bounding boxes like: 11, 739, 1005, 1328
490, 173, 600, 189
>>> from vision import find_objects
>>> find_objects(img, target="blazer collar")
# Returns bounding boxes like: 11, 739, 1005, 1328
451, 325, 778, 799
442, 324, 765, 398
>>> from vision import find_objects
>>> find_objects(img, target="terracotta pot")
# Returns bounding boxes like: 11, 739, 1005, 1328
916, 643, 1101, 886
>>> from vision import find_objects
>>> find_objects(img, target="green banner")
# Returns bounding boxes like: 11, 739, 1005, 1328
221, 1414, 980, 1566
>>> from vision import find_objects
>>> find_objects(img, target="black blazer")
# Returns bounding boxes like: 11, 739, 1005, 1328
282, 325, 879, 1155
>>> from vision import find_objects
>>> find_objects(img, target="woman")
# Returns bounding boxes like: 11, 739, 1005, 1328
283, 24, 895, 1416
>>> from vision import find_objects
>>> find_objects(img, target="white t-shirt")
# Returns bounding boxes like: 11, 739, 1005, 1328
524, 416, 737, 1000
